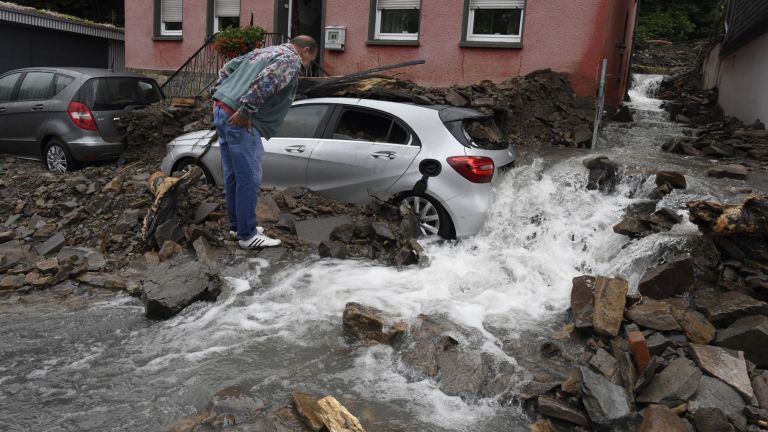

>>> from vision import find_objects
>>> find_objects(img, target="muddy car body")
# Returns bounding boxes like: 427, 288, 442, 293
0, 67, 163, 171
161, 98, 515, 238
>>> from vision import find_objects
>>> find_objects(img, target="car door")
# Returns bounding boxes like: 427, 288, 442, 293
0, 72, 23, 155
3, 71, 55, 157
261, 103, 331, 190
306, 106, 421, 203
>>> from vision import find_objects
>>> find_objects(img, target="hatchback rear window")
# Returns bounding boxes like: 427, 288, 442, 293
445, 119, 508, 150
75, 77, 162, 111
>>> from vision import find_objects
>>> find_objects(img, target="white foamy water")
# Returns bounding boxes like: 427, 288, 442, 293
628, 74, 665, 111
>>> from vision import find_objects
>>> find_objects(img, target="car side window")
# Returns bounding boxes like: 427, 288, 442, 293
333, 109, 410, 145
17, 72, 55, 101
0, 73, 21, 102
272, 104, 331, 138
53, 74, 75, 95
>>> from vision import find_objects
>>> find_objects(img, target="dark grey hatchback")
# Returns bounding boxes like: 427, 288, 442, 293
0, 67, 163, 171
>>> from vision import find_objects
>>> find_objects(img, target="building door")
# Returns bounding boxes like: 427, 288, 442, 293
275, 0, 324, 73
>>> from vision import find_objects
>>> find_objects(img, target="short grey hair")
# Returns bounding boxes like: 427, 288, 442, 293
291, 35, 318, 54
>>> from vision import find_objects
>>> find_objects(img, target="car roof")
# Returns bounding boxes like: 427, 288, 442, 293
294, 97, 488, 121
2, 67, 152, 79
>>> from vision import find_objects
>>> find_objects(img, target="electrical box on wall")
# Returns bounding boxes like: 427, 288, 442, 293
324, 26, 346, 51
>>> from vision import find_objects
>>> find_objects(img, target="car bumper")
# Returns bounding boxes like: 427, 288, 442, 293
442, 186, 493, 238
66, 137, 125, 162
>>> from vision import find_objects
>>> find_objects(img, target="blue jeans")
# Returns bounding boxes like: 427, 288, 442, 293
213, 107, 263, 241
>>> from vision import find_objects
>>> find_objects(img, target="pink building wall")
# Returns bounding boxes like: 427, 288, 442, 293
125, 0, 637, 106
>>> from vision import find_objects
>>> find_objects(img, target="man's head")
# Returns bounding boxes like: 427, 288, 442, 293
290, 35, 319, 67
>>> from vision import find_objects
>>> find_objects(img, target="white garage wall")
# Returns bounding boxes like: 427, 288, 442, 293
718, 31, 768, 125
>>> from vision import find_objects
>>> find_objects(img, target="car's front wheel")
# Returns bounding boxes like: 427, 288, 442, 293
399, 193, 455, 239
172, 158, 215, 185
44, 139, 81, 172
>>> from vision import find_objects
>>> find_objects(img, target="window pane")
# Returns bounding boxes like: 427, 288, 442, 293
473, 8, 521, 35
54, 74, 75, 95
76, 78, 162, 111
0, 73, 21, 102
273, 105, 330, 138
388, 123, 408, 144
164, 21, 183, 31
217, 16, 240, 31
18, 72, 54, 101
381, 9, 419, 34
334, 110, 392, 142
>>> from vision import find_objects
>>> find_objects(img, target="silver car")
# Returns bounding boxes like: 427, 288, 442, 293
160, 98, 515, 238
0, 67, 163, 172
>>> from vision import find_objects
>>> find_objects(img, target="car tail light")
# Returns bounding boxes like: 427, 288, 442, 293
67, 102, 98, 131
447, 156, 495, 183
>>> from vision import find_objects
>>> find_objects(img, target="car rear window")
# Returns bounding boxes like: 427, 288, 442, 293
75, 77, 162, 111
444, 119, 508, 150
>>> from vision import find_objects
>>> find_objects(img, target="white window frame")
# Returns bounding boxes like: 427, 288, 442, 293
213, 0, 240, 32
466, 0, 524, 43
374, 0, 420, 41
160, 0, 183, 36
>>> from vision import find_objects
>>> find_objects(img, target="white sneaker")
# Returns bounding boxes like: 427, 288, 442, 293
238, 231, 281, 249
230, 226, 264, 239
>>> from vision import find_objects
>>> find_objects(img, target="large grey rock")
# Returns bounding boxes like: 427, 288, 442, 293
715, 315, 768, 367
694, 291, 768, 327
400, 314, 517, 400
537, 395, 590, 426
589, 348, 617, 379
638, 258, 694, 300
256, 194, 280, 223
691, 408, 735, 432
708, 164, 748, 180
625, 299, 682, 331
637, 357, 702, 406
689, 376, 746, 431
690, 343, 756, 404
342, 302, 406, 345
570, 275, 595, 329
638, 404, 688, 432
593, 276, 628, 337
655, 171, 687, 189
294, 216, 353, 244
578, 366, 631, 429
34, 232, 65, 256
140, 258, 222, 319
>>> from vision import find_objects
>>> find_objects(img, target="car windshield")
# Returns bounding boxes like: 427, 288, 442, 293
76, 77, 162, 111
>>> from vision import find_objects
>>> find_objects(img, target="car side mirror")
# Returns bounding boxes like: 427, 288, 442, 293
413, 159, 442, 195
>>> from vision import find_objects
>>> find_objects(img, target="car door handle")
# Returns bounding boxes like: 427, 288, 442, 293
0, 107, 5, 113
371, 151, 396, 160
284, 145, 306, 153
32, 104, 44, 111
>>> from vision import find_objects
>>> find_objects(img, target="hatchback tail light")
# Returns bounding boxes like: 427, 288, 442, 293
67, 102, 98, 131
447, 156, 495, 183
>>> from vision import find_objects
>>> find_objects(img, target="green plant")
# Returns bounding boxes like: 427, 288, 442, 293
214, 26, 265, 58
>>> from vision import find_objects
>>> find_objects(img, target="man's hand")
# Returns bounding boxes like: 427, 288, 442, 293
227, 112, 252, 131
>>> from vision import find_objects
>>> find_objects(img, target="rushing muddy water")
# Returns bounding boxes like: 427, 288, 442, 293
1, 75, 765, 432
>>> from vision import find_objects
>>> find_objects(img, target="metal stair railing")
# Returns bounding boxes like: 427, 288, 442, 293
160, 32, 287, 99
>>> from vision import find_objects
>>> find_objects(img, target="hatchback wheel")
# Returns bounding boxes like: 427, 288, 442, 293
400, 194, 454, 239
173, 158, 215, 185
44, 139, 80, 172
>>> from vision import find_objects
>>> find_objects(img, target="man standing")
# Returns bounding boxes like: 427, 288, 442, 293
211, 35, 318, 249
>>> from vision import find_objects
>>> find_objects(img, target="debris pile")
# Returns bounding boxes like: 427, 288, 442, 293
655, 71, 724, 126
661, 119, 768, 175
298, 69, 595, 148
632, 41, 705, 76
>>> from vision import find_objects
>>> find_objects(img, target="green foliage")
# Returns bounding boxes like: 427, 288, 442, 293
637, 0, 724, 43
213, 26, 266, 59
12, 0, 123, 26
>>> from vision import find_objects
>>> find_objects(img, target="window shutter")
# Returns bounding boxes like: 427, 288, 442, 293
469, 0, 524, 9
377, 0, 419, 10
161, 0, 182, 21
215, 0, 240, 17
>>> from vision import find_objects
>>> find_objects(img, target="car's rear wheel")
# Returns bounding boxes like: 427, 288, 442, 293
399, 193, 455, 239
44, 139, 81, 172
173, 158, 215, 185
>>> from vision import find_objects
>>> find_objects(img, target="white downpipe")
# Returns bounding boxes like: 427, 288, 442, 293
286, 0, 293, 38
